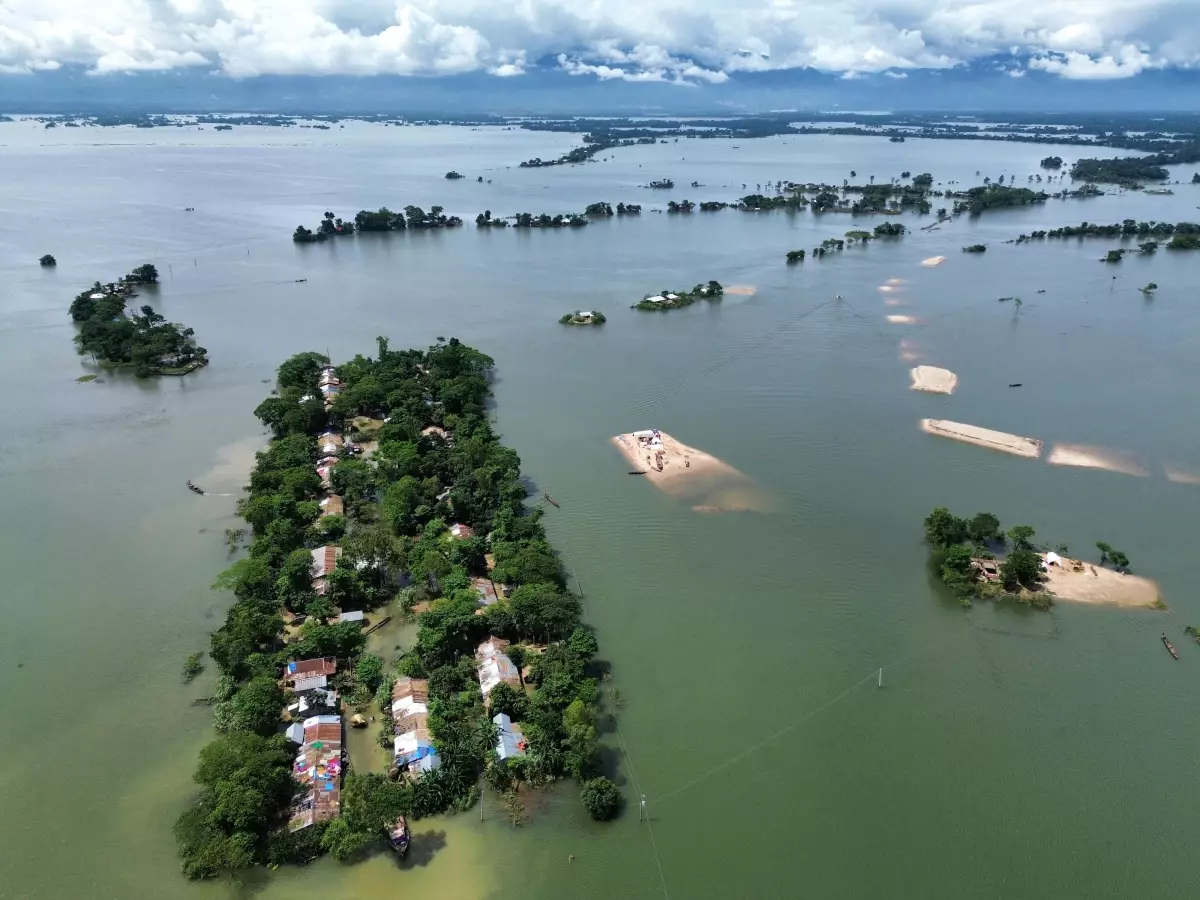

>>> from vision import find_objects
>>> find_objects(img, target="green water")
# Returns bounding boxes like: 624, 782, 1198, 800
2, 121, 1198, 900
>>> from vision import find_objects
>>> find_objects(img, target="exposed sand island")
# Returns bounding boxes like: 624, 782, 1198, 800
921, 419, 1043, 458
1047, 443, 1147, 476
724, 285, 757, 295
1038, 554, 1161, 607
1164, 466, 1200, 485
921, 256, 946, 267
898, 339, 921, 362
612, 430, 771, 512
887, 314, 918, 324
910, 366, 958, 394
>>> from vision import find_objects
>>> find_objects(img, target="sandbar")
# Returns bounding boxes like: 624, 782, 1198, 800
612, 430, 771, 512
898, 339, 921, 362
921, 256, 946, 267
910, 366, 958, 394
1164, 466, 1200, 485
1039, 556, 1161, 608
1046, 443, 1147, 477
884, 298, 906, 306
878, 285, 896, 293
921, 419, 1042, 458
887, 314, 918, 324
724, 285, 757, 295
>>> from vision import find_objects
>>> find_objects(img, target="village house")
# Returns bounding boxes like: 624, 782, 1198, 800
286, 687, 339, 732
310, 545, 342, 595
319, 493, 344, 517
493, 712, 527, 761
288, 714, 343, 831
284, 657, 338, 685
337, 609, 365, 625
318, 431, 343, 457
472, 576, 500, 607
449, 522, 475, 540
316, 459, 336, 490
421, 425, 449, 440
476, 636, 523, 699
392, 677, 441, 775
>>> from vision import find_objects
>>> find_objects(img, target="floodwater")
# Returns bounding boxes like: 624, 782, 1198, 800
2, 120, 1199, 900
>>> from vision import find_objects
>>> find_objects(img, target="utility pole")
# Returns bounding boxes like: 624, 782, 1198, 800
639, 793, 648, 822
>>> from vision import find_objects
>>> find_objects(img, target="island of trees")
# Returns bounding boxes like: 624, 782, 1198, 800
923, 507, 1053, 609
40, 254, 56, 266
444, 171, 464, 180
962, 244, 987, 253
512, 212, 588, 228
949, 184, 1048, 215
633, 281, 724, 311
68, 265, 207, 377
1040, 156, 1063, 169
1013, 220, 1200, 246
559, 311, 606, 325
177, 337, 620, 878
786, 249, 805, 263
294, 207, 463, 241
647, 179, 674, 189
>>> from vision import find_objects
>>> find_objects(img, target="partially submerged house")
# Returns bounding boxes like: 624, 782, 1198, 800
392, 677, 441, 775
970, 558, 1001, 583
472, 576, 500, 607
318, 431, 343, 457
284, 657, 338, 685
476, 636, 523, 699
287, 686, 339, 721
288, 714, 343, 832
311, 545, 342, 595
337, 609, 365, 625
493, 712, 527, 761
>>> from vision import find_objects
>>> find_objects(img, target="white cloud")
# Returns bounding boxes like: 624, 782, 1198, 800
0, 0, 1192, 82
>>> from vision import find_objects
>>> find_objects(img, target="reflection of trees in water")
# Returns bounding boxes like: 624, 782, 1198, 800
398, 829, 448, 869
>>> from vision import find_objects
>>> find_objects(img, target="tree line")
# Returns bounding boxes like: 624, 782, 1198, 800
293, 207, 463, 241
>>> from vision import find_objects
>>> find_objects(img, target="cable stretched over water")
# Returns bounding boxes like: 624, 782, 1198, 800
648, 635, 959, 807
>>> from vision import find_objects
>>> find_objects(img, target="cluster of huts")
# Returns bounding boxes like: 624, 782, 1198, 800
391, 635, 528, 778
283, 657, 344, 832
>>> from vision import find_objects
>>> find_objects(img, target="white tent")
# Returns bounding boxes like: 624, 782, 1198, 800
1044, 551, 1063, 567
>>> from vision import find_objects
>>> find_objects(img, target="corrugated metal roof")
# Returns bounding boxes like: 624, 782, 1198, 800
290, 673, 328, 693
476, 638, 521, 697
337, 609, 364, 623
289, 714, 343, 831
493, 713, 527, 760
285, 657, 337, 681
472, 577, 499, 606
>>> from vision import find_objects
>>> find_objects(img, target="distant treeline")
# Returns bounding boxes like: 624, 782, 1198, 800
294, 207, 462, 241
1014, 220, 1200, 249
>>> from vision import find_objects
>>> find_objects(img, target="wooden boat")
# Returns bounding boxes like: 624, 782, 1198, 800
628, 470, 646, 475
543, 491, 559, 507
1162, 633, 1179, 660
186, 480, 204, 495
388, 817, 410, 857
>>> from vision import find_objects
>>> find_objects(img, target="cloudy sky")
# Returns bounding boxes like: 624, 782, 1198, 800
0, 0, 1194, 84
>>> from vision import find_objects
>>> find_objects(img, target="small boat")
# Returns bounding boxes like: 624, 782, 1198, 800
543, 491, 560, 507
628, 470, 646, 475
186, 480, 204, 495
388, 817, 410, 857
294, 278, 307, 283
1008, 383, 1023, 388
1162, 632, 1179, 660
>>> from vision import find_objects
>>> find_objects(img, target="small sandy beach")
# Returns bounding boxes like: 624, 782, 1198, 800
887, 314, 918, 324
1047, 443, 1147, 476
910, 366, 958, 394
921, 419, 1043, 458
612, 430, 771, 511
1039, 556, 1161, 607
724, 285, 757, 296
921, 256, 946, 267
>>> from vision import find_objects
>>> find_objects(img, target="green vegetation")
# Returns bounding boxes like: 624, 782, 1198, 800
295, 207, 464, 240
183, 652, 205, 683
68, 272, 207, 378
1140, 282, 1158, 294
474, 210, 508, 228
1193, 173, 1200, 184
179, 336, 620, 877
647, 179, 674, 189
585, 202, 613, 216
923, 507, 1053, 610
950, 184, 1048, 214
1103, 249, 1126, 263
1185, 625, 1200, 643
1095, 542, 1131, 571
1040, 156, 1063, 169
1015, 220, 1200, 242
737, 193, 806, 211
1069, 157, 1168, 187
667, 200, 695, 213
559, 311, 606, 325
445, 171, 464, 179
633, 281, 723, 311
1168, 234, 1200, 250
616, 202, 641, 215
962, 244, 987, 253
699, 201, 729, 211
580, 777, 621, 820
39, 254, 56, 266
786, 250, 806, 263
513, 212, 588, 228
873, 222, 907, 237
